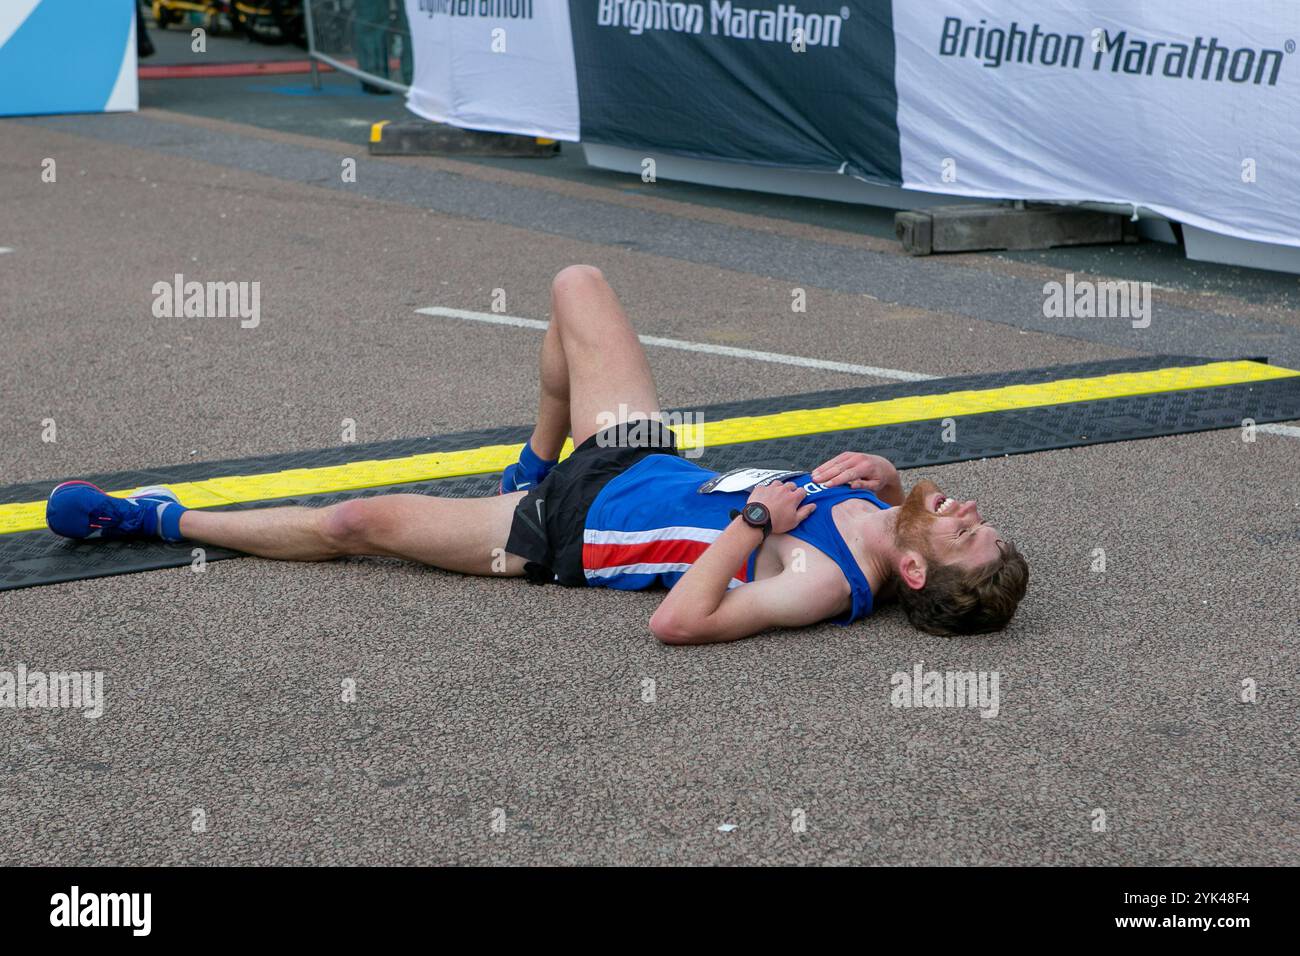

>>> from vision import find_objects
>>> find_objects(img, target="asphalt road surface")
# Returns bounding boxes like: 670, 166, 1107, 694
0, 49, 1296, 865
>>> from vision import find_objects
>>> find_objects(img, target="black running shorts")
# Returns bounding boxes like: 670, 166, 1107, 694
504, 419, 680, 587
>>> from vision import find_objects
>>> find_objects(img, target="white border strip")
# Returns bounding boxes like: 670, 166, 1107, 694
1259, 423, 1300, 439
417, 306, 935, 382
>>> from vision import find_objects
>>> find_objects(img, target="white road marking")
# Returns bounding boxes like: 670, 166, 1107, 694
416, 306, 935, 382
1259, 423, 1300, 439
0, 248, 13, 255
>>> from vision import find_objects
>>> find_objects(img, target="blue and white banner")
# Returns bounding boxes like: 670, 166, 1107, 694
0, 0, 138, 117
403, 0, 1300, 246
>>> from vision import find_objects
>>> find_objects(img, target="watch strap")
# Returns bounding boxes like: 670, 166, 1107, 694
730, 506, 772, 539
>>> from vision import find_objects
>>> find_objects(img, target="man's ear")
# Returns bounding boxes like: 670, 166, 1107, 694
897, 551, 928, 592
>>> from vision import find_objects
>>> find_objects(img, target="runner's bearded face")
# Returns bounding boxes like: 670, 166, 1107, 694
894, 479, 1004, 571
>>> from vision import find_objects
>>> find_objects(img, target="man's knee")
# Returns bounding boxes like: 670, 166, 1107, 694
318, 499, 377, 555
551, 264, 606, 304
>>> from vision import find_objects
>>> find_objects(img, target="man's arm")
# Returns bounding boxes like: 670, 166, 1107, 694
649, 560, 847, 644
648, 481, 844, 644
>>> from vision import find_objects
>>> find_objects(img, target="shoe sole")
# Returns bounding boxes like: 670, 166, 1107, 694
130, 484, 179, 503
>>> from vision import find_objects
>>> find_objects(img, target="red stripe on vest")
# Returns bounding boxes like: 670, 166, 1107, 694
582, 538, 750, 583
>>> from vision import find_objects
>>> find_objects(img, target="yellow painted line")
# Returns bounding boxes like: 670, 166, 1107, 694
2, 360, 1294, 536
369, 121, 389, 144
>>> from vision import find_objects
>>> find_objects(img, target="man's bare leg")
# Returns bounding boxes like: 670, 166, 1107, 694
178, 493, 527, 575
526, 264, 662, 456
92, 266, 658, 574
526, 309, 573, 461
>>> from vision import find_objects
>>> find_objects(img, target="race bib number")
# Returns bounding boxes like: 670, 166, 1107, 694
696, 467, 803, 494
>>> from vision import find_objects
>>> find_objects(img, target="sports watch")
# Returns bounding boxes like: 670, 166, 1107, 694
730, 502, 773, 539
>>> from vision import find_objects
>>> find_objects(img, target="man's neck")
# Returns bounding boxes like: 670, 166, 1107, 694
850, 503, 902, 599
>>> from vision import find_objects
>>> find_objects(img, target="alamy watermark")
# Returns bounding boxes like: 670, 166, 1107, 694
0, 664, 104, 719
1043, 273, 1151, 328
595, 404, 705, 458
890, 662, 1000, 718
152, 273, 260, 328
50, 886, 150, 936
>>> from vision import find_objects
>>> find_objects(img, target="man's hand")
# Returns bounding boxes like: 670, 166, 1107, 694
747, 480, 816, 534
810, 452, 903, 506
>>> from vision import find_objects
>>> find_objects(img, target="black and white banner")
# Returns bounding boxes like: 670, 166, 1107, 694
404, 1, 1300, 247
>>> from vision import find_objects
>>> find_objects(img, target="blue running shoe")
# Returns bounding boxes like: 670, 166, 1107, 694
46, 481, 187, 542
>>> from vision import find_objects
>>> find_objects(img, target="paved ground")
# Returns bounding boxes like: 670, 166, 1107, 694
0, 52, 1296, 865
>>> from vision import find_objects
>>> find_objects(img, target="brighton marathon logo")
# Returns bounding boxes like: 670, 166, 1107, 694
417, 0, 535, 18
598, 1, 845, 48
939, 17, 1288, 86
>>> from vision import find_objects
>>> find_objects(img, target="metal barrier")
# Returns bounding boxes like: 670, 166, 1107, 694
303, 0, 411, 93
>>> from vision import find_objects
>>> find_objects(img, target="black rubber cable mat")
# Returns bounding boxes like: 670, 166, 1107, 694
1, 356, 1296, 591
0, 353, 1229, 506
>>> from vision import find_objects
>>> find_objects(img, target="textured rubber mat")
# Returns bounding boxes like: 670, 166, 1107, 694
5, 354, 1287, 536
0, 353, 1231, 507
2, 355, 1297, 591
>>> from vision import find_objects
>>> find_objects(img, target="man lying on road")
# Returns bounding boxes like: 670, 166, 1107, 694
46, 265, 1028, 644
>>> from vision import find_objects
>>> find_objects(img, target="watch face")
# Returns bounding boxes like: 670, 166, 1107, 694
744, 503, 768, 523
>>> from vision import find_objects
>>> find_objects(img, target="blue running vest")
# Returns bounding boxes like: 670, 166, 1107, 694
582, 454, 890, 625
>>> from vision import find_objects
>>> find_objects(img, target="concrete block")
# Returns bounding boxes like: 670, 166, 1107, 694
895, 203, 1139, 255
895, 210, 933, 255
369, 121, 560, 158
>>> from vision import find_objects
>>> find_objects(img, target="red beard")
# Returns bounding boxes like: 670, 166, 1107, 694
894, 478, 940, 558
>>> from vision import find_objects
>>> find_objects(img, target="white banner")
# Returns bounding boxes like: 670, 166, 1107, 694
894, 0, 1300, 247
404, 0, 579, 141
